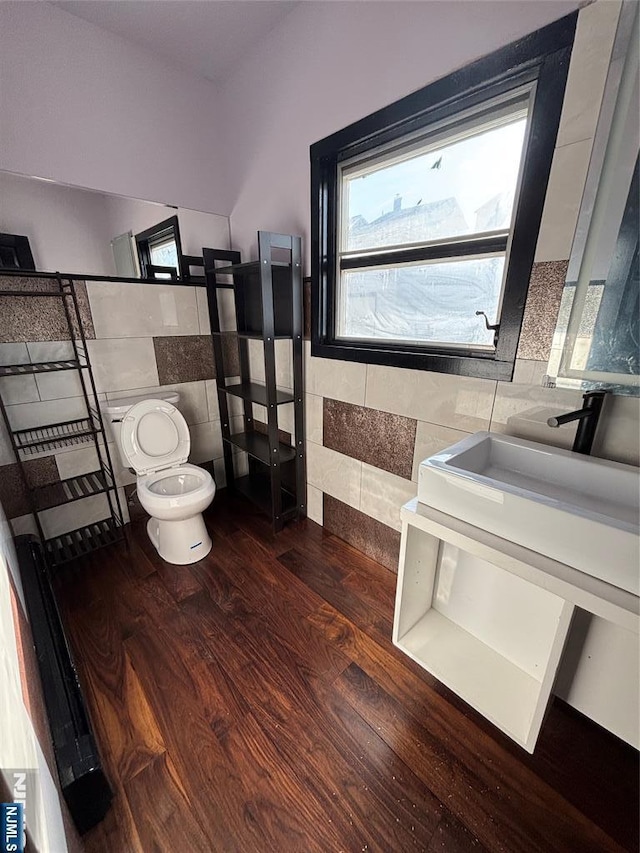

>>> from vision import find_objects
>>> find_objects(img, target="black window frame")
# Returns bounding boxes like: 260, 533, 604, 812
135, 215, 185, 280
310, 12, 578, 381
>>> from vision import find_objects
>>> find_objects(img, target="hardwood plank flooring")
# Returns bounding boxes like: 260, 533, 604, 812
52, 492, 639, 853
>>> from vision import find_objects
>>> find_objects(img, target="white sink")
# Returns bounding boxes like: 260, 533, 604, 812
418, 432, 640, 596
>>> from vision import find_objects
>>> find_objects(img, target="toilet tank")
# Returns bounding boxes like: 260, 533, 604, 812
102, 391, 180, 469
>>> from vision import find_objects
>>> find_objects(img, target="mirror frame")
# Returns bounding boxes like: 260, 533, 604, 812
548, 0, 639, 395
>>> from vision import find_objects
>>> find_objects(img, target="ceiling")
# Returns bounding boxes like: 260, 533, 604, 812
52, 1, 299, 84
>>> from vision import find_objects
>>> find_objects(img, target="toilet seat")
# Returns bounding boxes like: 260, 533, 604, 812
120, 399, 190, 475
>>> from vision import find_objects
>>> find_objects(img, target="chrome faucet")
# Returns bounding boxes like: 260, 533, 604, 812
547, 390, 608, 455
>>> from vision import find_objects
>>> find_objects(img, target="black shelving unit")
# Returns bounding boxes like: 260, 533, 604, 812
0, 273, 125, 566
204, 232, 305, 531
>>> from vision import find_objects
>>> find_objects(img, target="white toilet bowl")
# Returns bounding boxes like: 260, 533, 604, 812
119, 399, 215, 565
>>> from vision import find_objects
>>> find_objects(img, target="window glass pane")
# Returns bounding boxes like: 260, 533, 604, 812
149, 237, 179, 275
343, 118, 527, 253
338, 256, 504, 347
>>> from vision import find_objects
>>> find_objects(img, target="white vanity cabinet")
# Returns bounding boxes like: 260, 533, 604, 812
393, 433, 639, 753
393, 502, 575, 752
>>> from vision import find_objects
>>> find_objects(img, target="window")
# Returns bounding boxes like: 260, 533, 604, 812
135, 216, 184, 280
311, 13, 578, 380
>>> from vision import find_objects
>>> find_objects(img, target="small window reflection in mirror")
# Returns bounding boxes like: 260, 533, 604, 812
135, 215, 183, 280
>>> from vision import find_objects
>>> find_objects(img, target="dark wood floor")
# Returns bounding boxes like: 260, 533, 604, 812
53, 492, 639, 853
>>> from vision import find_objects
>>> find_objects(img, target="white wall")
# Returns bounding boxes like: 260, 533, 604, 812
0, 171, 114, 275
0, 1, 229, 215
218, 0, 581, 263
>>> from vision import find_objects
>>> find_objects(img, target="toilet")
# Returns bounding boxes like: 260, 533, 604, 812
104, 393, 215, 565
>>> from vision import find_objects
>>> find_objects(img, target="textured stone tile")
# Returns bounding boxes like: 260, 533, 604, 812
303, 277, 311, 340
153, 333, 238, 385
518, 261, 569, 361
0, 277, 94, 342
154, 335, 215, 384
323, 494, 401, 573
323, 398, 416, 480
23, 455, 60, 488
0, 457, 60, 517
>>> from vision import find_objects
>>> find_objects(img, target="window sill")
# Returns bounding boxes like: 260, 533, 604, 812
311, 338, 515, 381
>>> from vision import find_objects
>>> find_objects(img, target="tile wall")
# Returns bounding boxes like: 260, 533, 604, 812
0, 277, 241, 538
305, 1, 640, 571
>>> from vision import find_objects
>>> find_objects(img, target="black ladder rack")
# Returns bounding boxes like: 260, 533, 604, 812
0, 273, 125, 566
204, 232, 306, 531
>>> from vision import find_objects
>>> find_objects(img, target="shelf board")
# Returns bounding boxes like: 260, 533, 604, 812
46, 517, 124, 566
234, 472, 297, 520
34, 469, 114, 511
213, 260, 290, 276
225, 430, 296, 465
0, 359, 82, 377
397, 609, 540, 747
222, 381, 294, 406
12, 416, 99, 455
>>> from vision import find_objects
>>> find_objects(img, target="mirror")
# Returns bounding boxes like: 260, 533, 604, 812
0, 170, 230, 280
547, 1, 639, 396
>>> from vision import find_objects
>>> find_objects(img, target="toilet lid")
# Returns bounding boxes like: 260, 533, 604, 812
120, 399, 190, 475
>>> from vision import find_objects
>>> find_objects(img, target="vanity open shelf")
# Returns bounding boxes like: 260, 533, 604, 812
395, 493, 639, 752
395, 506, 574, 751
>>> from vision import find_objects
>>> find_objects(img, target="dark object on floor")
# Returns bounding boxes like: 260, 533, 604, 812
15, 535, 112, 833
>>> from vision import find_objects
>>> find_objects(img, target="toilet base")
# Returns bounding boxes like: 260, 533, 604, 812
146, 514, 212, 565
